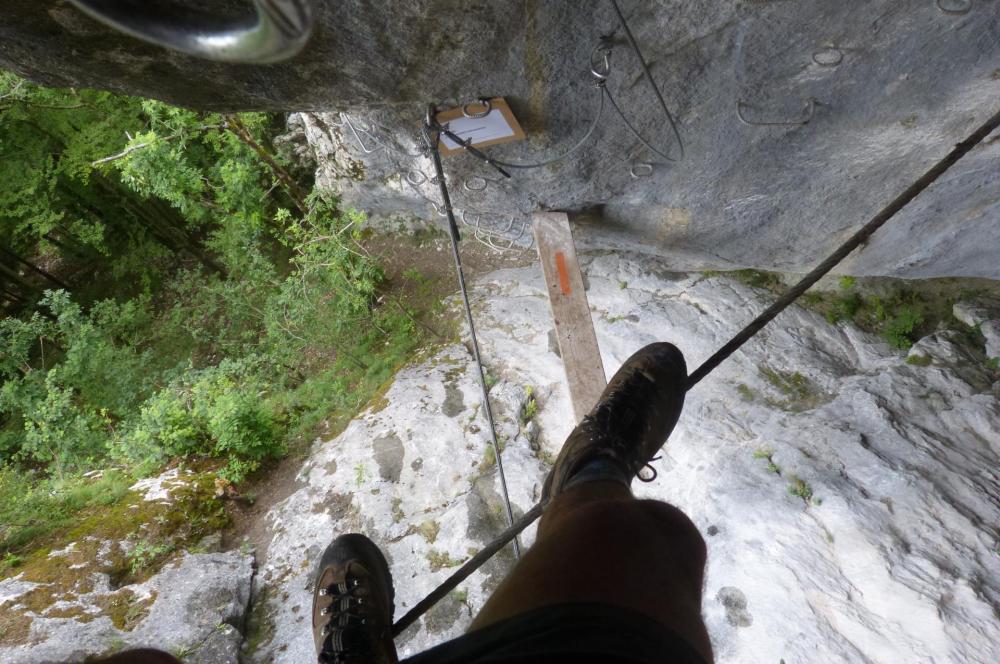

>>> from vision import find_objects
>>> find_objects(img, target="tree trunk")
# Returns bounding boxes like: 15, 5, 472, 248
0, 261, 41, 293
43, 232, 90, 260
224, 114, 308, 213
0, 244, 69, 289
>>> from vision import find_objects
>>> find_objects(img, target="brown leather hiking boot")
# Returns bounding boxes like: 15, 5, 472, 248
542, 342, 687, 502
312, 534, 398, 664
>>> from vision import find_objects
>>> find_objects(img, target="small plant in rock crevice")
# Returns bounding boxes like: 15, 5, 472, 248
752, 447, 782, 476
906, 354, 933, 367
759, 367, 829, 412
520, 386, 539, 425
426, 549, 462, 572
753, 448, 820, 507
787, 475, 815, 504
127, 539, 175, 575
736, 384, 755, 401
354, 462, 370, 486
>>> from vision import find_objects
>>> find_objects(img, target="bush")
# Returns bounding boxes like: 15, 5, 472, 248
825, 292, 863, 324
883, 306, 924, 350
120, 358, 282, 481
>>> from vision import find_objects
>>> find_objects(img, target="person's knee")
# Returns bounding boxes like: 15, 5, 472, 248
636, 500, 707, 565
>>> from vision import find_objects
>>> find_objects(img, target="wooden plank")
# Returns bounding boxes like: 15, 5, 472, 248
532, 212, 606, 422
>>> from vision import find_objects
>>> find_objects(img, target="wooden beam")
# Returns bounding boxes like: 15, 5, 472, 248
532, 212, 606, 422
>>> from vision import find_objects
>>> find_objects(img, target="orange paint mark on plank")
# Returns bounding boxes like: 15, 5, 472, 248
555, 252, 572, 295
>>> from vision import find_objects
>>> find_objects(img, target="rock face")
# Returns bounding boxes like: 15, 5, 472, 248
247, 245, 1000, 663
0, 469, 255, 664
3, 1, 999, 278
0, 550, 254, 664
954, 297, 1000, 360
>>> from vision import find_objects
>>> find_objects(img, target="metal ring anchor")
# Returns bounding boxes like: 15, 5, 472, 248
430, 201, 449, 218
462, 99, 492, 119
629, 163, 653, 178
590, 43, 612, 80
936, 0, 972, 15
736, 98, 816, 126
405, 170, 427, 186
811, 45, 844, 67
464, 176, 489, 192
67, 0, 315, 64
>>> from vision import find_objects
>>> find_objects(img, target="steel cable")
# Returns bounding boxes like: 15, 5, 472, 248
394, 107, 1000, 637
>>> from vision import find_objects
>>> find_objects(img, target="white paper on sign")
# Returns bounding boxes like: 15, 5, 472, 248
440, 109, 516, 149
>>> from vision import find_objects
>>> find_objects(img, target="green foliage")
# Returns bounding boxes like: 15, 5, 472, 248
520, 386, 538, 424
426, 549, 462, 572
906, 354, 933, 367
484, 370, 499, 391
262, 195, 384, 366
0, 73, 145, 258
787, 475, 815, 503
731, 269, 783, 292
127, 540, 175, 575
882, 306, 923, 349
0, 72, 436, 560
481, 445, 497, 470
759, 367, 828, 412
0, 467, 131, 554
119, 358, 281, 482
752, 447, 784, 475
0, 292, 156, 477
354, 462, 370, 485
0, 552, 23, 575
793, 280, 970, 357
825, 292, 862, 324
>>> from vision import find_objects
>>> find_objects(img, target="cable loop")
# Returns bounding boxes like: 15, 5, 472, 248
590, 43, 612, 81
462, 99, 493, 119
736, 98, 816, 126
936, 0, 972, 15
464, 176, 489, 192
630, 162, 653, 178
405, 170, 427, 186
811, 45, 844, 67
638, 463, 658, 482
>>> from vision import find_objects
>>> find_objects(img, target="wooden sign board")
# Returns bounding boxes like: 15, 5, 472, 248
532, 212, 607, 422
435, 97, 526, 156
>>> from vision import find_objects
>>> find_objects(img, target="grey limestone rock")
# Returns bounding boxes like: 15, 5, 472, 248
247, 241, 1000, 662
1, 1, 998, 278
0, 551, 254, 664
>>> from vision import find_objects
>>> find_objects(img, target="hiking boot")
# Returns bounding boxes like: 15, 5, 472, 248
542, 342, 687, 502
312, 533, 398, 664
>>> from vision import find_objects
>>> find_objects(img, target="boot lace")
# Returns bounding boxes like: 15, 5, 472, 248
317, 575, 371, 664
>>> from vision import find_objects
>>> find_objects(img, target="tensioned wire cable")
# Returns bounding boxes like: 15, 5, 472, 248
394, 106, 1000, 637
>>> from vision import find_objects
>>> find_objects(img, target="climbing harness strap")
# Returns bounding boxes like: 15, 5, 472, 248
393, 107, 1000, 637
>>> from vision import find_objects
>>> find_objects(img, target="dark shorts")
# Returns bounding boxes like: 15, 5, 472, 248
401, 603, 708, 663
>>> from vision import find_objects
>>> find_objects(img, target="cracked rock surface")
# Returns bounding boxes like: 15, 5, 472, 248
4, 1, 999, 278
0, 551, 254, 664
248, 247, 1000, 663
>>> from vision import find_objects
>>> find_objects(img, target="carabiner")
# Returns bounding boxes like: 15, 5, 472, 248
68, 0, 314, 64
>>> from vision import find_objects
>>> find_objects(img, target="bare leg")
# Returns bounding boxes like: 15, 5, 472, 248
470, 481, 713, 663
